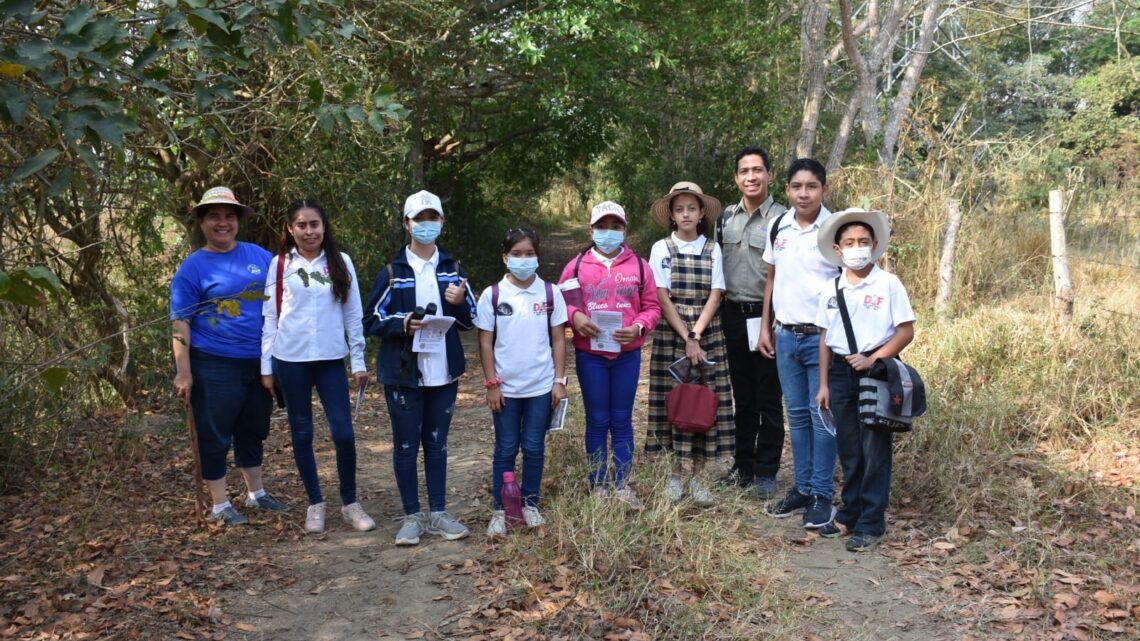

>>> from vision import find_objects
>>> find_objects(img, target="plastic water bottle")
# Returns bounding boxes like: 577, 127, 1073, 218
501, 471, 524, 529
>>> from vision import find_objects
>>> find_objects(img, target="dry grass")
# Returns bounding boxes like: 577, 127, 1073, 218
482, 407, 817, 640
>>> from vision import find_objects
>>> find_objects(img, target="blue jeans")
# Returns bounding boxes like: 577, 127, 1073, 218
385, 382, 458, 515
491, 393, 552, 509
274, 358, 357, 506
576, 349, 640, 489
189, 349, 271, 480
830, 360, 893, 536
775, 327, 836, 499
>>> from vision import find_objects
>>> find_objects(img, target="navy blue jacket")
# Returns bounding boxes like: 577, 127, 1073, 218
363, 246, 476, 387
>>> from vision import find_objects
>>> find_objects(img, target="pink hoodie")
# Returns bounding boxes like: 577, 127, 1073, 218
558, 246, 661, 358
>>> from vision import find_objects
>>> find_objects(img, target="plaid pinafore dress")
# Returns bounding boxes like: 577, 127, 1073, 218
646, 237, 734, 462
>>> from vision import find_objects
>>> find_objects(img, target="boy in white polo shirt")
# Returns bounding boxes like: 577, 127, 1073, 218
814, 208, 915, 552
475, 229, 568, 537
759, 158, 843, 530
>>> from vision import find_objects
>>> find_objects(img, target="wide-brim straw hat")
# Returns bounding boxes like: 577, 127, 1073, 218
191, 186, 255, 218
650, 181, 722, 230
816, 207, 891, 267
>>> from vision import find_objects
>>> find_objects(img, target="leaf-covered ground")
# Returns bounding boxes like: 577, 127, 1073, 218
2, 334, 1135, 640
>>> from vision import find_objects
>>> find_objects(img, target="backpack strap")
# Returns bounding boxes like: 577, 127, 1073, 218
834, 275, 858, 355
769, 211, 787, 248
275, 252, 288, 318
491, 282, 500, 347
715, 207, 727, 247
545, 280, 554, 348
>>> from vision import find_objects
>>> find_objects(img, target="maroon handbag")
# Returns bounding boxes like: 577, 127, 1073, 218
665, 369, 717, 434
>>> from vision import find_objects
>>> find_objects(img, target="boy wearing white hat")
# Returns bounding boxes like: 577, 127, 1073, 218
813, 208, 915, 552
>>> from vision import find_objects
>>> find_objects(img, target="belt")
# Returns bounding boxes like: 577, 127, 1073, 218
776, 322, 820, 335
727, 299, 764, 315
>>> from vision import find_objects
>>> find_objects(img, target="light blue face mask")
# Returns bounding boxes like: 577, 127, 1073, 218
506, 256, 539, 281
592, 229, 624, 254
409, 220, 442, 244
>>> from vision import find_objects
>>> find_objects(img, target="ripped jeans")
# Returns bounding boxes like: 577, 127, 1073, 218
384, 382, 459, 515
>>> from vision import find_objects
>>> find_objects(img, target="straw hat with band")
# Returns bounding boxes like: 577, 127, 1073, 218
650, 181, 722, 230
191, 186, 255, 218
816, 207, 891, 268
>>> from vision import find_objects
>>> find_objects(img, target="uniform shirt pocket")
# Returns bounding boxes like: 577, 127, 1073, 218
748, 225, 768, 249
721, 226, 744, 246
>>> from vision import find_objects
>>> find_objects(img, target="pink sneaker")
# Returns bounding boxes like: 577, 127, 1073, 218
341, 503, 376, 532
304, 503, 326, 533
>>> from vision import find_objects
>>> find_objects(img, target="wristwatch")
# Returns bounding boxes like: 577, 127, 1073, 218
553, 376, 568, 386
687, 330, 700, 341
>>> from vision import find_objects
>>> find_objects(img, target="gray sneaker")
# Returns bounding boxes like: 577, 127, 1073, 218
427, 511, 470, 540
209, 505, 248, 526
244, 493, 289, 512
395, 513, 426, 546
754, 476, 778, 501
846, 533, 883, 552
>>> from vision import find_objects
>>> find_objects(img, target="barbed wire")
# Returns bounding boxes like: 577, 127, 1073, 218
1061, 255, 1140, 270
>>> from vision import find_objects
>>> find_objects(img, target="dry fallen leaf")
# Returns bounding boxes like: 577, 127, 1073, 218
1053, 592, 1080, 608
235, 622, 255, 632
1091, 590, 1117, 606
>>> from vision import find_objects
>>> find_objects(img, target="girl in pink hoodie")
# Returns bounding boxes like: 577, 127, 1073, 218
558, 201, 661, 508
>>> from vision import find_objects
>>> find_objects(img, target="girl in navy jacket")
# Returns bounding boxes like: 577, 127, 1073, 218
363, 190, 477, 545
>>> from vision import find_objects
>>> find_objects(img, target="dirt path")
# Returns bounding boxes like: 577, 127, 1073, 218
222, 335, 494, 640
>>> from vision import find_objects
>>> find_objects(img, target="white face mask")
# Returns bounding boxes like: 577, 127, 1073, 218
841, 246, 874, 269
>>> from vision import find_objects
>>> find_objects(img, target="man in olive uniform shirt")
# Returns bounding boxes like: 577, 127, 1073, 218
717, 146, 787, 499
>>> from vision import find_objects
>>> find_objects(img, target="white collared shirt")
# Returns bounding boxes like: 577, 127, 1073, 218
261, 249, 366, 375
648, 233, 725, 291
591, 246, 624, 268
763, 205, 840, 325
474, 276, 569, 398
405, 246, 450, 386
816, 266, 916, 355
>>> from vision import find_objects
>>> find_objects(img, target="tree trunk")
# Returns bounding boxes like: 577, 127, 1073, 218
826, 91, 863, 172
881, 0, 943, 167
796, 1, 831, 158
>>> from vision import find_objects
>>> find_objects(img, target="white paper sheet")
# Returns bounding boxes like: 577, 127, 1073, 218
746, 317, 762, 351
548, 397, 569, 432
589, 310, 623, 353
412, 315, 456, 354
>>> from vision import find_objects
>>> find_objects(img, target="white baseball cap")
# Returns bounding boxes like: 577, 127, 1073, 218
589, 200, 626, 225
403, 190, 444, 218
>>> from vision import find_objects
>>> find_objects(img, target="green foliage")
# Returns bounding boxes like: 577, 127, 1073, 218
1054, 61, 1140, 156
0, 265, 64, 306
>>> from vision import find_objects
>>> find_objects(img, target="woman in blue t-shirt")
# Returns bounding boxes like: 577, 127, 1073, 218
170, 187, 290, 526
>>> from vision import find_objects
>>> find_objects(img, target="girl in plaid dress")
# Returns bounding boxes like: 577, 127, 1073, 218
646, 182, 735, 506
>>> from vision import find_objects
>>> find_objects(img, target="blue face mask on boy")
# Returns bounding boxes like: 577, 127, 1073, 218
506, 256, 538, 281
410, 220, 442, 244
592, 229, 624, 253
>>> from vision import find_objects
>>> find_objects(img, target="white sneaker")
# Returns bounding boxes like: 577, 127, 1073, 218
522, 506, 546, 527
689, 479, 715, 507
612, 487, 643, 510
304, 503, 326, 533
341, 502, 376, 532
665, 475, 684, 502
486, 510, 507, 538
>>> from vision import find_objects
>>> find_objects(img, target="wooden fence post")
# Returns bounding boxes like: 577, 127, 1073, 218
935, 199, 962, 317
1049, 189, 1074, 323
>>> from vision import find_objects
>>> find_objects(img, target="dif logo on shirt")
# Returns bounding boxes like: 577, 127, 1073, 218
863, 295, 884, 311
773, 238, 790, 251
